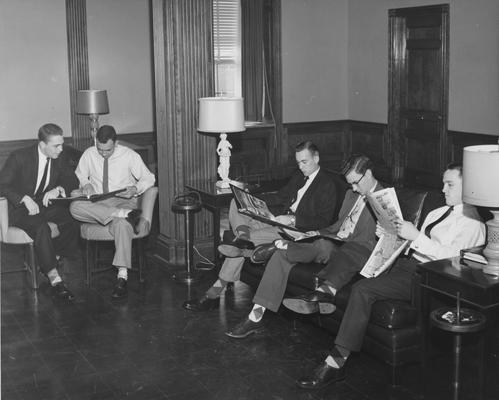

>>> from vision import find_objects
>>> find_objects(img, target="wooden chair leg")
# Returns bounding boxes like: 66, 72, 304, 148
85, 239, 92, 286
27, 243, 39, 289
137, 238, 145, 283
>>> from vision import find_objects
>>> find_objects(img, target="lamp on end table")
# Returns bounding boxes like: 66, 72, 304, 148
76, 89, 109, 140
198, 97, 245, 188
463, 144, 499, 276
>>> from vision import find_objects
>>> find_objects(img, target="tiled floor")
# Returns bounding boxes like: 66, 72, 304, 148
2, 242, 498, 400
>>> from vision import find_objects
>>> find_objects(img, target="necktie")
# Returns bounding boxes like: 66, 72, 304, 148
103, 158, 109, 194
424, 206, 453, 237
34, 157, 50, 198
290, 176, 309, 204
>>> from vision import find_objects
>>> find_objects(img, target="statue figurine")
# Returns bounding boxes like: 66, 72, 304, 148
216, 133, 232, 184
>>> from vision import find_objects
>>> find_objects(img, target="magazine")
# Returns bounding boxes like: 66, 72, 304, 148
281, 227, 343, 243
51, 188, 127, 203
230, 184, 302, 231
360, 187, 411, 278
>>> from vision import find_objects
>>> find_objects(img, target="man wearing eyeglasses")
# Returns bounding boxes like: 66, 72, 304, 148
224, 154, 382, 339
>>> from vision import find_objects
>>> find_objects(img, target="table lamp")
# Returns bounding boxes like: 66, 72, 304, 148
198, 97, 245, 188
76, 89, 109, 140
463, 144, 499, 276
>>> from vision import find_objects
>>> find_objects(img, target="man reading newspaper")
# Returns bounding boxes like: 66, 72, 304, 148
294, 163, 486, 390
183, 141, 339, 312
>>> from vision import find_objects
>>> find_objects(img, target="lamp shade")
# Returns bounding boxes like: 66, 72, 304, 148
198, 97, 245, 133
463, 144, 499, 208
76, 90, 109, 114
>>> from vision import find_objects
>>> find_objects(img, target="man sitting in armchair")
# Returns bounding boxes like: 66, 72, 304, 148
183, 141, 339, 311
294, 163, 485, 390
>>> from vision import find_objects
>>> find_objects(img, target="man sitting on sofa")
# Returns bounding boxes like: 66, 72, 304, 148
295, 163, 486, 390
224, 154, 382, 338
183, 141, 339, 311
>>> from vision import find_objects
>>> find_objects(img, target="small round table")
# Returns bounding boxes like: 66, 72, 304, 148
430, 304, 486, 400
171, 195, 202, 284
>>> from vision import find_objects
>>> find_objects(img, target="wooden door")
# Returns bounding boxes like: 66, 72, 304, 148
388, 5, 449, 188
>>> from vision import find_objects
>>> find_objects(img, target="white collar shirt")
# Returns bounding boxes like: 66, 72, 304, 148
289, 167, 320, 213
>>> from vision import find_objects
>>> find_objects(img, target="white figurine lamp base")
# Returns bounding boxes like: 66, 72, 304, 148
216, 133, 232, 188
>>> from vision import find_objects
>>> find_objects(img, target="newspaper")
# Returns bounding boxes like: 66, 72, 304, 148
360, 188, 410, 278
281, 227, 343, 243
51, 188, 127, 203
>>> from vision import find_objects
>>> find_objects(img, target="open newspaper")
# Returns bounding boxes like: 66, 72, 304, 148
359, 187, 410, 278
230, 184, 301, 231
281, 227, 343, 243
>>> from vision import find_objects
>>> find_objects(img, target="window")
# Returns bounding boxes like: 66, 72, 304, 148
213, 0, 242, 97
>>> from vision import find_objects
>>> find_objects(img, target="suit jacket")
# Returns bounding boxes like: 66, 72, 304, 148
319, 182, 383, 251
268, 168, 339, 232
0, 144, 78, 214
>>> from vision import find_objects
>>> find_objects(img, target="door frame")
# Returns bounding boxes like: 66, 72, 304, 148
388, 4, 449, 187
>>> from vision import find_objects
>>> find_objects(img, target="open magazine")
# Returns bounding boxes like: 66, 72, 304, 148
281, 227, 343, 243
360, 187, 412, 278
51, 188, 127, 203
230, 184, 302, 232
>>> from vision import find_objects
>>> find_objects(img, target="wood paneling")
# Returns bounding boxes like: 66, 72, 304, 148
65, 0, 91, 150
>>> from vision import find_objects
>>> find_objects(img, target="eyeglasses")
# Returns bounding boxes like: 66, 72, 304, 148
347, 171, 366, 187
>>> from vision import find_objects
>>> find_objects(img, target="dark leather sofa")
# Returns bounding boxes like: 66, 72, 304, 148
239, 172, 447, 384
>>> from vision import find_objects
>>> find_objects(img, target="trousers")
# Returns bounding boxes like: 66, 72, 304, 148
10, 203, 80, 274
70, 197, 138, 269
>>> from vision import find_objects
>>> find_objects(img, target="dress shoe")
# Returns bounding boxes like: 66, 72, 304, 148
296, 361, 346, 389
126, 209, 142, 234
218, 244, 253, 258
283, 290, 336, 315
111, 278, 128, 299
52, 282, 75, 301
225, 318, 264, 339
223, 236, 255, 250
250, 243, 278, 264
183, 296, 220, 311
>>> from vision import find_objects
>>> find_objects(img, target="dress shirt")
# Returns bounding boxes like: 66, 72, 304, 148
289, 167, 320, 213
34, 147, 51, 194
75, 143, 155, 195
410, 203, 485, 263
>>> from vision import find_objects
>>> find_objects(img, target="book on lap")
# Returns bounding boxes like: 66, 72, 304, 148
51, 188, 127, 203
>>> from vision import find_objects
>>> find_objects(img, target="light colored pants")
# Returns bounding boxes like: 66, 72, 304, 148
219, 199, 282, 282
70, 197, 138, 269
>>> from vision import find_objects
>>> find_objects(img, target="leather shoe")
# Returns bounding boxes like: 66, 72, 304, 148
250, 243, 278, 264
225, 318, 264, 339
52, 282, 75, 301
111, 278, 128, 299
126, 209, 142, 234
223, 236, 255, 250
183, 296, 220, 311
283, 290, 336, 315
296, 361, 346, 389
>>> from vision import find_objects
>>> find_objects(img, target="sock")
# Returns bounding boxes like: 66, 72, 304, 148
206, 279, 228, 299
324, 345, 350, 369
235, 225, 251, 241
317, 283, 337, 296
248, 304, 266, 322
117, 267, 128, 281
111, 208, 132, 218
275, 240, 288, 250
47, 268, 62, 286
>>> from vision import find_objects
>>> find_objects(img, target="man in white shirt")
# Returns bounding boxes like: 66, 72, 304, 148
70, 125, 155, 299
296, 163, 486, 390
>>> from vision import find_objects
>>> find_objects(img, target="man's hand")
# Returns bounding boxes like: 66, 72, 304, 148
21, 195, 39, 215
42, 187, 64, 207
375, 222, 388, 238
274, 214, 295, 226
395, 220, 420, 241
81, 184, 95, 197
116, 185, 138, 199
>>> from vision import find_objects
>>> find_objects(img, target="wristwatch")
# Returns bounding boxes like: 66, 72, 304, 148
290, 215, 296, 225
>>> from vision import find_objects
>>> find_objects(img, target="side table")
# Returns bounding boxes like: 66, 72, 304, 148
418, 257, 499, 399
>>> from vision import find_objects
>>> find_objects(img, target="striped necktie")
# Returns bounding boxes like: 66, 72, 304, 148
424, 206, 453, 237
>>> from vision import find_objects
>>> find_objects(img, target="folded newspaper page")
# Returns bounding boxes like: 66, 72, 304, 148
281, 227, 343, 243
360, 188, 409, 278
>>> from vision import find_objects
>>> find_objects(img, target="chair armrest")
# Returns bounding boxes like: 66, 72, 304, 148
138, 187, 158, 224
0, 197, 9, 241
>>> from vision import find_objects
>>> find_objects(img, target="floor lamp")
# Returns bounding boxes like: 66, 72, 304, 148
463, 144, 499, 276
198, 97, 245, 188
76, 90, 109, 141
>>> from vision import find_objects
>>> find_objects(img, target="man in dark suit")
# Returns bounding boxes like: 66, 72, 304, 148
183, 141, 341, 311
0, 123, 80, 301
223, 154, 381, 338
